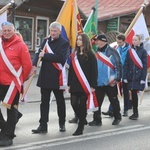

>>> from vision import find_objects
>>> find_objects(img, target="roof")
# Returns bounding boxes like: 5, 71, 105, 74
77, 0, 150, 21
0, 0, 24, 7
0, 0, 149, 21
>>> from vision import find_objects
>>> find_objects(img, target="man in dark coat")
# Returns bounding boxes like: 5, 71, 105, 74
31, 21, 69, 133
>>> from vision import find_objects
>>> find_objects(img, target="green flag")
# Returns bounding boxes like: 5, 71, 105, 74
83, 2, 98, 51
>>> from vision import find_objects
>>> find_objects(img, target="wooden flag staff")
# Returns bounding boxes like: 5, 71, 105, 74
0, 0, 14, 15
20, 46, 46, 101
139, 73, 150, 105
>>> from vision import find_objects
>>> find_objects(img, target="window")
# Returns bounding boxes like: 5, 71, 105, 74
14, 16, 34, 50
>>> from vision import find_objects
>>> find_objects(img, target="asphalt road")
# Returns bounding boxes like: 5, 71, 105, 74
1, 76, 150, 150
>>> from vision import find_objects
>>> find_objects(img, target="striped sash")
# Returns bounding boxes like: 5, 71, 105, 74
129, 48, 143, 69
45, 41, 67, 90
96, 52, 115, 69
0, 38, 22, 109
71, 53, 98, 112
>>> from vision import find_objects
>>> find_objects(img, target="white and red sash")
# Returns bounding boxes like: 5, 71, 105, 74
129, 48, 143, 69
71, 53, 98, 112
0, 38, 22, 109
45, 41, 67, 90
96, 52, 115, 69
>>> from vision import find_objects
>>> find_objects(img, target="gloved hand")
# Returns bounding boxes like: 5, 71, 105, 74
140, 80, 145, 84
123, 79, 128, 83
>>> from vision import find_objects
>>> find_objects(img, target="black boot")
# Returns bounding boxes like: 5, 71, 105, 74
69, 117, 78, 123
129, 107, 139, 120
102, 111, 114, 117
129, 114, 139, 120
0, 120, 6, 140
32, 125, 47, 133
128, 100, 132, 109
0, 120, 6, 130
84, 119, 88, 125
16, 110, 23, 124
72, 124, 84, 136
5, 107, 18, 139
0, 136, 13, 146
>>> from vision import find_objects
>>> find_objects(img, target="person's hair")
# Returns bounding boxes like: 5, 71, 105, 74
116, 33, 126, 41
1, 21, 14, 27
1, 21, 15, 31
15, 31, 23, 41
49, 21, 62, 31
134, 34, 142, 41
74, 33, 93, 58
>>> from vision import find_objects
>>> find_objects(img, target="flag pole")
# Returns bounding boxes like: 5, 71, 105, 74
95, 0, 98, 33
83, 8, 95, 31
139, 73, 150, 105
20, 46, 46, 101
124, 2, 147, 36
0, 0, 14, 15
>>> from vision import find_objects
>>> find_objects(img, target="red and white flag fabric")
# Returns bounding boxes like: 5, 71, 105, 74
0, 11, 7, 30
126, 13, 150, 68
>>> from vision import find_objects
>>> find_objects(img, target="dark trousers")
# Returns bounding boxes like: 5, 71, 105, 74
131, 90, 138, 115
70, 93, 87, 127
93, 85, 121, 122
108, 81, 130, 112
122, 82, 130, 111
39, 88, 66, 127
0, 85, 19, 139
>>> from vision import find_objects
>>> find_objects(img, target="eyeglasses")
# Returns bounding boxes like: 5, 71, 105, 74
1, 21, 13, 27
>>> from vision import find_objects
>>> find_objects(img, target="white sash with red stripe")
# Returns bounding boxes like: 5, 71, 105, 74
129, 48, 143, 69
71, 53, 98, 112
96, 51, 115, 83
0, 38, 22, 109
96, 52, 115, 69
45, 41, 67, 90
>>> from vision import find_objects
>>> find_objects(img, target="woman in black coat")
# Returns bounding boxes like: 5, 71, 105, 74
68, 33, 98, 136
123, 34, 147, 120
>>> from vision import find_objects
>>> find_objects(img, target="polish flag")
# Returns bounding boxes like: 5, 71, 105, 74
126, 13, 150, 68
0, 11, 7, 31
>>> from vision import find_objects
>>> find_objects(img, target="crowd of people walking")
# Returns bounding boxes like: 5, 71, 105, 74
0, 21, 148, 147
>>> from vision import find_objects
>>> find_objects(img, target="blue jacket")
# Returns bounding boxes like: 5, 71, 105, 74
97, 45, 122, 86
117, 43, 131, 66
